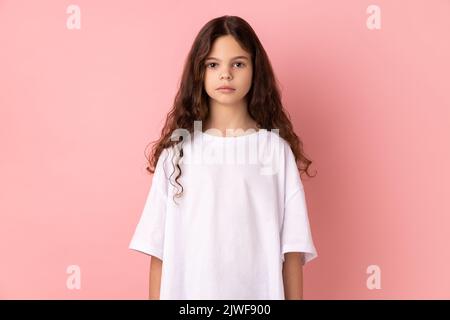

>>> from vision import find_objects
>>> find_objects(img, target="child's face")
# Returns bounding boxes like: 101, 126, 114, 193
203, 35, 253, 106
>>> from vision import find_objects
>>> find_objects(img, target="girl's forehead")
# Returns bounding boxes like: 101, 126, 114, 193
208, 36, 250, 58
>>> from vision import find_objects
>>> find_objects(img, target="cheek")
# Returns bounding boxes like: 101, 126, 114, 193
240, 70, 253, 88
204, 72, 216, 90
203, 73, 212, 92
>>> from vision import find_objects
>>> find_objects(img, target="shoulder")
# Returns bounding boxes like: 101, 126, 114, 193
261, 129, 293, 157
155, 146, 175, 175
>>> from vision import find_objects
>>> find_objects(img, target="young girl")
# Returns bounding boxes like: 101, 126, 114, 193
129, 15, 318, 300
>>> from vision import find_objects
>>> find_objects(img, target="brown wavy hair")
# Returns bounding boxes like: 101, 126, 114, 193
144, 15, 317, 203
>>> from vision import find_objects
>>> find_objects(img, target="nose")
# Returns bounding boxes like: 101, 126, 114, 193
220, 69, 232, 80
220, 74, 231, 80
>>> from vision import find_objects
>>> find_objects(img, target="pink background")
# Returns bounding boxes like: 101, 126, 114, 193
1, 0, 449, 299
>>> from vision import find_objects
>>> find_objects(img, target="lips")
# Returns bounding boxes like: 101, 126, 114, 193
217, 86, 235, 90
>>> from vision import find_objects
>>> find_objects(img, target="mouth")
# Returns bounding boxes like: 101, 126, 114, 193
216, 86, 236, 93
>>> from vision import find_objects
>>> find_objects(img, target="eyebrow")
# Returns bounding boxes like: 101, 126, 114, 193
205, 56, 249, 61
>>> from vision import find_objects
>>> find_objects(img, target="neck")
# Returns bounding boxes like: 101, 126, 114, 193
203, 99, 258, 135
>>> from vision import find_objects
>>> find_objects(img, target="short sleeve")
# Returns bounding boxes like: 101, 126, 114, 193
280, 145, 318, 265
128, 148, 170, 260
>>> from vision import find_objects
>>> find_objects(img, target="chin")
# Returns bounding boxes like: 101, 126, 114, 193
217, 98, 241, 105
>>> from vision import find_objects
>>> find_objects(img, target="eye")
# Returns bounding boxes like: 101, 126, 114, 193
233, 62, 245, 68
206, 61, 246, 69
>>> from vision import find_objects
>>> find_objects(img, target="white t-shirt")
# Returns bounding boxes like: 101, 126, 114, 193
129, 129, 318, 299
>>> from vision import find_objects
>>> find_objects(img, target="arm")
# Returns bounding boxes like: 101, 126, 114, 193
148, 256, 162, 299
282, 252, 304, 300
